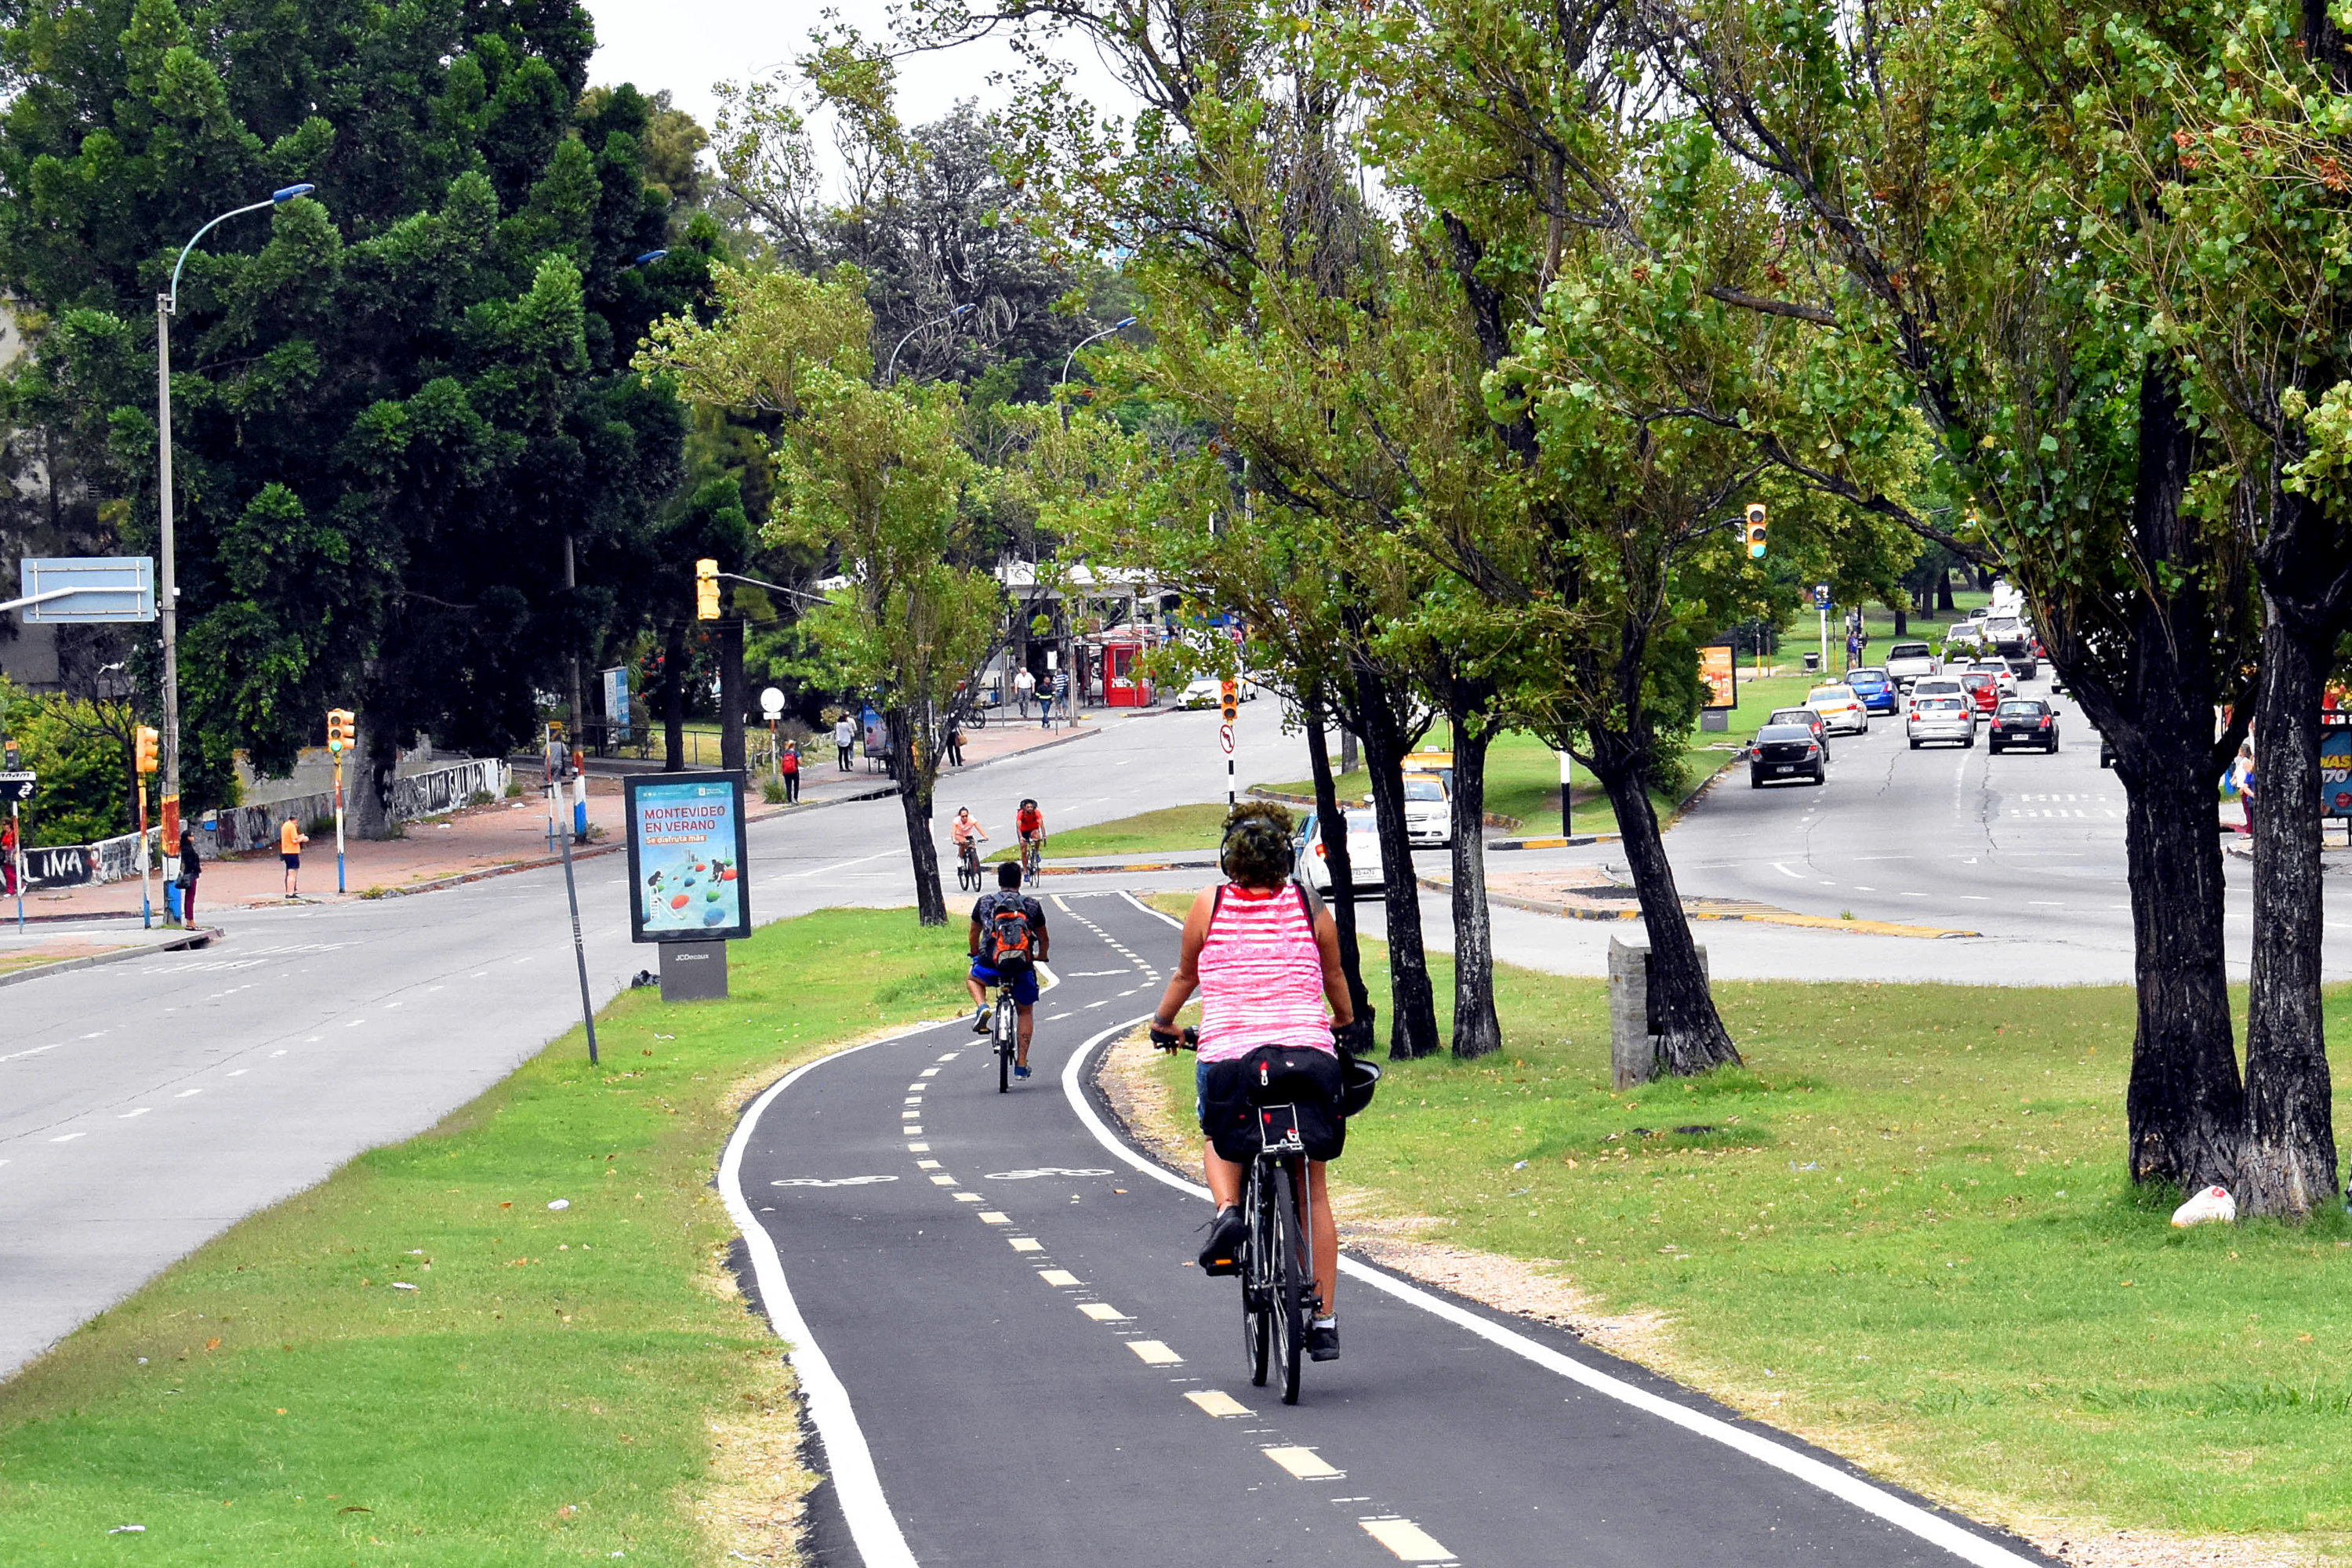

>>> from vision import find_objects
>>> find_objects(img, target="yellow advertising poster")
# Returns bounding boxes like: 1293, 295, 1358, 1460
1699, 644, 1736, 711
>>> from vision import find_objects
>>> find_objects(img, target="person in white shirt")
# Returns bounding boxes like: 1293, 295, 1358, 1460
833, 714, 856, 771
1014, 666, 1036, 717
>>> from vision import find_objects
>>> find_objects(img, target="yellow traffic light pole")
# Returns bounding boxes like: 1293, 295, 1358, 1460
1221, 679, 1239, 806
134, 725, 158, 928
327, 709, 354, 893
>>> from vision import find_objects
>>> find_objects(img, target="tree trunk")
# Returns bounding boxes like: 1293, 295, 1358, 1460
1592, 751, 1740, 1075
719, 597, 746, 776
1893, 602, 1907, 636
1446, 714, 1501, 1060
888, 706, 948, 925
1352, 665, 1440, 1059
662, 619, 685, 772
1305, 693, 1370, 1022
2239, 615, 2339, 1214
349, 703, 397, 840
1935, 570, 1955, 613
1338, 724, 1359, 775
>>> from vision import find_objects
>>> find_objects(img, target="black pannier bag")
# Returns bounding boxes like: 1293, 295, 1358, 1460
1201, 1044, 1348, 1163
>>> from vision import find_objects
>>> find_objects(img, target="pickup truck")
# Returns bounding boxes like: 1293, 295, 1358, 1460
1883, 640, 1939, 691
1982, 615, 2039, 679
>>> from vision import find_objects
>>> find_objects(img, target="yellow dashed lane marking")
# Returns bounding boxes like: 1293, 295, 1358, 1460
1360, 1519, 1454, 1562
1126, 1340, 1183, 1365
1008, 1237, 1043, 1252
1078, 1302, 1127, 1321
915, 1160, 941, 1169
1184, 1389, 1250, 1417
953, 1192, 982, 1203
906, 1142, 929, 1152
979, 1212, 1011, 1225
1264, 1446, 1342, 1479
1038, 1269, 1080, 1287
930, 1176, 956, 1186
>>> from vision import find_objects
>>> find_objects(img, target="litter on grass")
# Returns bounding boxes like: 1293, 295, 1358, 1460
2171, 1185, 2237, 1227
548, 1199, 571, 1210
391, 1282, 418, 1291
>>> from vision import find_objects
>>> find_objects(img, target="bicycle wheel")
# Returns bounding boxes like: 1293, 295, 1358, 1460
995, 993, 1015, 1093
1243, 1167, 1272, 1387
1271, 1161, 1308, 1404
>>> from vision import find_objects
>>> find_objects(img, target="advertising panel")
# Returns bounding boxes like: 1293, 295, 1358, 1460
1697, 644, 1737, 711
603, 666, 631, 741
2322, 712, 2352, 818
624, 772, 750, 942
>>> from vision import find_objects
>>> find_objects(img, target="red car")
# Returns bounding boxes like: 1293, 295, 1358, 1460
1958, 671, 1999, 714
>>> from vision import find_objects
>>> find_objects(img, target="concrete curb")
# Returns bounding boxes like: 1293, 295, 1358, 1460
0, 924, 223, 989
1416, 875, 1977, 939
1489, 833, 1618, 851
1034, 855, 1218, 877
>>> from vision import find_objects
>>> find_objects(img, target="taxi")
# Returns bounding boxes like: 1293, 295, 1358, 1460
1803, 683, 1871, 735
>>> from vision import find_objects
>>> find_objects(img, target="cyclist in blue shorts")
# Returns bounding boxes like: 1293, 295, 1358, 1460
966, 861, 1051, 1076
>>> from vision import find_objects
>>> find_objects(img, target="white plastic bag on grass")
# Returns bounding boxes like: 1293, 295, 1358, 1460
2171, 1185, 2236, 1227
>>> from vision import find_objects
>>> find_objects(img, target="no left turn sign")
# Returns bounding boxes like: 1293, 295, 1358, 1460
1219, 724, 1235, 754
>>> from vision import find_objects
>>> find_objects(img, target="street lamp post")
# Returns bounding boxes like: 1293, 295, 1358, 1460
885, 303, 975, 384
1059, 316, 1138, 391
156, 183, 314, 869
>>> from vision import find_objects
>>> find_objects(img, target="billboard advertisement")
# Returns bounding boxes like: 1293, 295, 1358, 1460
2322, 713, 2352, 818
624, 772, 750, 942
1697, 644, 1737, 711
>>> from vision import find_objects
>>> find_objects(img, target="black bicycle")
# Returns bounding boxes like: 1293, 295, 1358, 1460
955, 837, 984, 891
988, 975, 1020, 1093
1157, 1027, 1323, 1404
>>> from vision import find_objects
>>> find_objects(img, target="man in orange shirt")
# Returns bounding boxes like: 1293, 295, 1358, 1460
279, 815, 309, 898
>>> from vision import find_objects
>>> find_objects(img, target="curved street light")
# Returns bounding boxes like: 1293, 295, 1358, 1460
155, 182, 316, 874
1059, 315, 1139, 390
885, 302, 975, 384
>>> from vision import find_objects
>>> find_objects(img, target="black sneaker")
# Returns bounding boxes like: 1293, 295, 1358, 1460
971, 1006, 990, 1034
1196, 1206, 1247, 1275
1308, 1319, 1340, 1361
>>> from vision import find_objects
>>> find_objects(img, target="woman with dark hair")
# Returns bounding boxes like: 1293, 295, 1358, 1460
1148, 802, 1355, 1360
176, 827, 201, 926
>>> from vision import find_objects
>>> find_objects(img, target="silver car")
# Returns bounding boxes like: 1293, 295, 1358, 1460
1906, 694, 1976, 749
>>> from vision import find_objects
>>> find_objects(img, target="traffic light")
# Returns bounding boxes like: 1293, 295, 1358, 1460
325, 708, 355, 753
1220, 679, 1239, 723
1744, 503, 1768, 559
135, 726, 159, 775
695, 558, 721, 621
2, 739, 17, 771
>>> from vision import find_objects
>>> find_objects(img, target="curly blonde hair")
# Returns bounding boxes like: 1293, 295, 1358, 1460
1221, 800, 1297, 887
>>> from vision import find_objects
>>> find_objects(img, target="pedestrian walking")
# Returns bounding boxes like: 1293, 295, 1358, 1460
781, 739, 800, 803
1014, 666, 1036, 718
946, 721, 965, 768
834, 713, 855, 771
2234, 742, 2257, 836
1054, 669, 1071, 724
278, 815, 309, 898
1, 814, 16, 897
176, 826, 201, 927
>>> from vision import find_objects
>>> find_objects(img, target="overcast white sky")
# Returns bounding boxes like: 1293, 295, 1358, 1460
585, 0, 1140, 196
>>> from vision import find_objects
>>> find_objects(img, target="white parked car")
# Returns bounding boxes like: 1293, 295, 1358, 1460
1804, 683, 1871, 735
1401, 774, 1450, 848
1297, 808, 1387, 902
1907, 694, 1976, 749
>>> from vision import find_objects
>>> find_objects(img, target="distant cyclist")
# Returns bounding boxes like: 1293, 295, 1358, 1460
1014, 797, 1046, 877
966, 861, 1051, 1076
1149, 803, 1354, 1360
951, 805, 986, 863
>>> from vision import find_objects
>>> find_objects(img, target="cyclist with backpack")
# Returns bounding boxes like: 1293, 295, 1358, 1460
1148, 803, 1355, 1361
1014, 798, 1046, 880
965, 861, 1051, 1076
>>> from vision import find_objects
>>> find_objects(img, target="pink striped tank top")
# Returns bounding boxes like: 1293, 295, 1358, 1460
1196, 883, 1335, 1063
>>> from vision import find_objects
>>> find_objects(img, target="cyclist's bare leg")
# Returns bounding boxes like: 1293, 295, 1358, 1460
1014, 1003, 1035, 1066
1305, 1160, 1338, 1314
1203, 1142, 1243, 1209
965, 972, 988, 1009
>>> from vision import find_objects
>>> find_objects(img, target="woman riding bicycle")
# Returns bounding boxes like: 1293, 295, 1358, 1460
950, 807, 986, 881
1149, 803, 1354, 1361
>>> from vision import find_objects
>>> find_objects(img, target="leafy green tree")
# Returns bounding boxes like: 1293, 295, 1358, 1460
0, 0, 708, 830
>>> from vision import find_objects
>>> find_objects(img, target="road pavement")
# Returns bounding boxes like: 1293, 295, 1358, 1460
725, 890, 2056, 1568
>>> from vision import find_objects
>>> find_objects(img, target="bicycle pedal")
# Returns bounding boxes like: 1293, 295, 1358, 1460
1203, 1256, 1241, 1277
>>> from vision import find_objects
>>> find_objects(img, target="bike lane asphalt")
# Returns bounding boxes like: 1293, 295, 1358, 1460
730, 890, 2061, 1568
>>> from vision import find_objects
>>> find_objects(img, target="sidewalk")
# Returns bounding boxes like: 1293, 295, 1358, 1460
0, 918, 216, 986
11, 716, 1104, 920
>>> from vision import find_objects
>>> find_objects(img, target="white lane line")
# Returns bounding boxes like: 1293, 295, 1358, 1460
718, 1024, 939, 1568
1062, 1011, 2046, 1568
50, 1132, 85, 1143
0, 1042, 63, 1065
118, 1109, 151, 1119
1361, 1517, 1456, 1562
789, 849, 896, 880
1771, 862, 1805, 880
176, 1089, 201, 1098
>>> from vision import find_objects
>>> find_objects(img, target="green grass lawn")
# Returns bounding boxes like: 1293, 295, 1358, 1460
0, 908, 971, 1566
1148, 941, 2352, 1549
984, 802, 1230, 862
